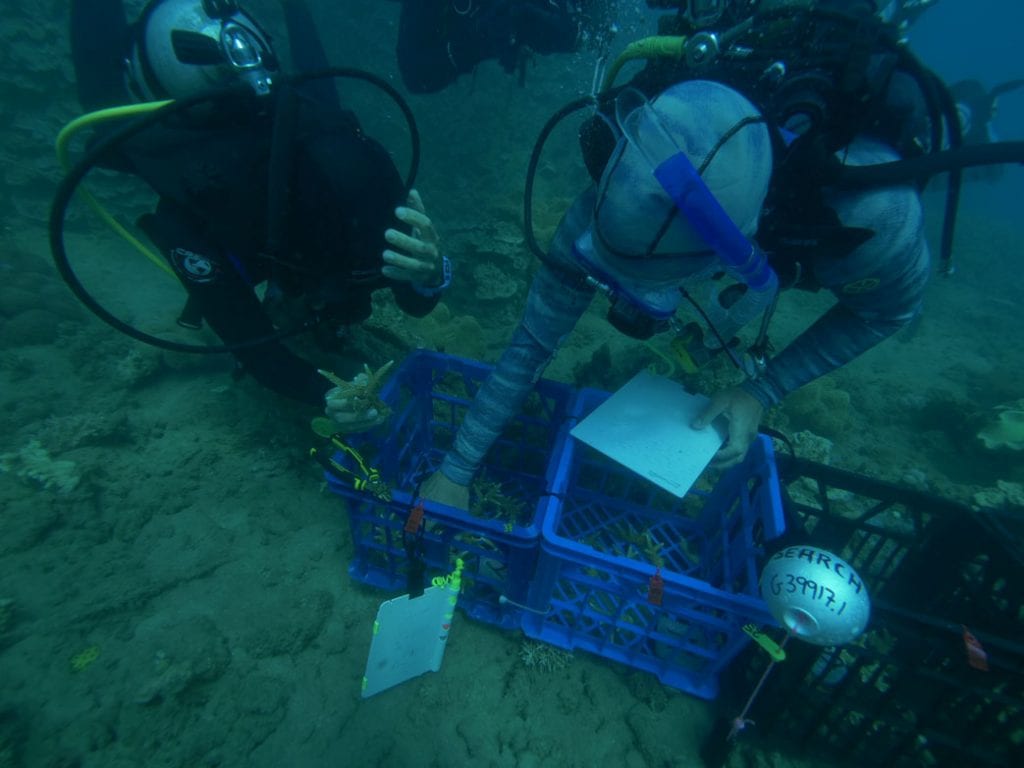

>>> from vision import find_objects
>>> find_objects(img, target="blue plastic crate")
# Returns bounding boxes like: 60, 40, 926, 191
522, 388, 786, 699
325, 350, 576, 630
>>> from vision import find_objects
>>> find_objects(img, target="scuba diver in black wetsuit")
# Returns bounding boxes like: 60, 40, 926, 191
65, 0, 450, 427
874, 2, 1023, 155
942, 78, 1024, 184
876, 0, 936, 31
392, 0, 616, 93
951, 79, 1024, 147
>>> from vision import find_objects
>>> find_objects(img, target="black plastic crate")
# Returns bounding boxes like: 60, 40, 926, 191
715, 454, 1024, 767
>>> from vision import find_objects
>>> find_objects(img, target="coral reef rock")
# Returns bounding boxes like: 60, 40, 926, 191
472, 262, 520, 301
519, 640, 572, 673
0, 439, 80, 494
784, 380, 852, 438
976, 399, 1024, 451
791, 430, 834, 465
973, 480, 1024, 511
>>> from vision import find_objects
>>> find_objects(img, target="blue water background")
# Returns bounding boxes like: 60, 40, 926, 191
911, 0, 1024, 220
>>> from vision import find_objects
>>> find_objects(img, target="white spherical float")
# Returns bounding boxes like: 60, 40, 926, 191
760, 544, 871, 646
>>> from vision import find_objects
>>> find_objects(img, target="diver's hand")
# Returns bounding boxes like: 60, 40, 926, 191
420, 469, 470, 512
324, 379, 385, 434
692, 386, 764, 469
382, 189, 444, 289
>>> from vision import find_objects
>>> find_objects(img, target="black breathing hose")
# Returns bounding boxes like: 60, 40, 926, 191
833, 141, 1024, 188
523, 95, 598, 261
50, 68, 420, 354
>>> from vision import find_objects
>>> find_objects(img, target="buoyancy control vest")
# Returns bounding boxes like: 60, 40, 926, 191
122, 90, 395, 295
579, 4, 954, 288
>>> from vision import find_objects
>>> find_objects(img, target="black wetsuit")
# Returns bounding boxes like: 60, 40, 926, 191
395, 0, 581, 93
70, 0, 439, 406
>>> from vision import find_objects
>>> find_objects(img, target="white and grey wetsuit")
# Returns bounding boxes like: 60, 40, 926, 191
438, 138, 930, 486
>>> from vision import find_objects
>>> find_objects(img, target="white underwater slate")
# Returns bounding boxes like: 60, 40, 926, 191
570, 370, 726, 498
362, 584, 454, 698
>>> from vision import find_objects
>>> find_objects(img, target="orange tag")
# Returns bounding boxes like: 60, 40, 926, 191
404, 501, 425, 534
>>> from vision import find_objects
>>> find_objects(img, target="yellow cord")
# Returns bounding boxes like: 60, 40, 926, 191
55, 101, 177, 277
600, 36, 688, 94
743, 624, 787, 662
